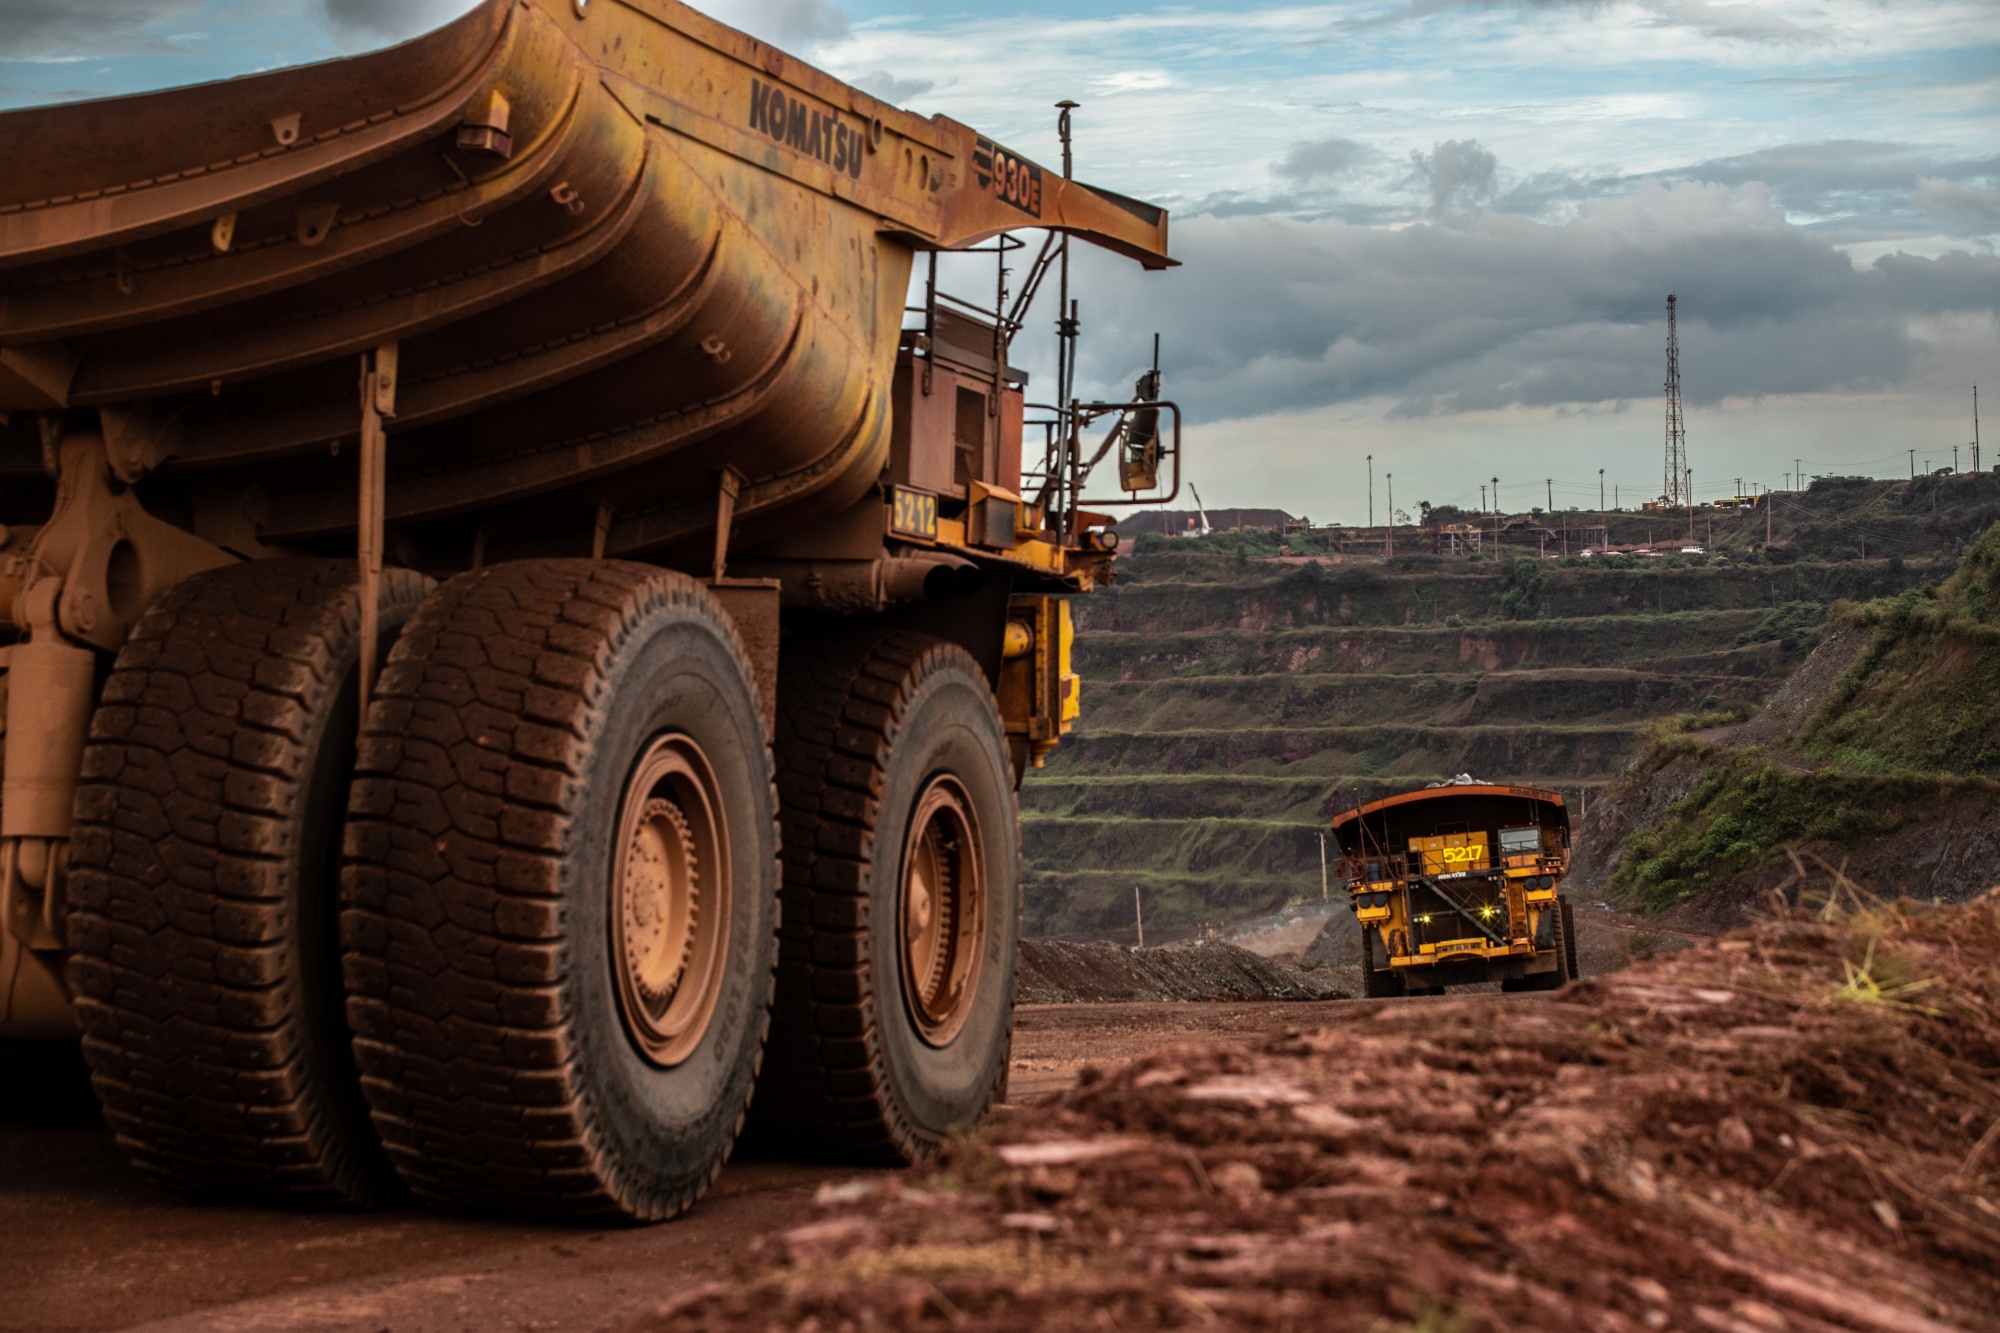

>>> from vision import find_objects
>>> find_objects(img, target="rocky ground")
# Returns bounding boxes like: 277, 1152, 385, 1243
628, 892, 2000, 1332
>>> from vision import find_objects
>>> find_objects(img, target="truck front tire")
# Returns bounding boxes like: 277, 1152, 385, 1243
750, 630, 1018, 1163
339, 561, 778, 1221
1360, 928, 1406, 998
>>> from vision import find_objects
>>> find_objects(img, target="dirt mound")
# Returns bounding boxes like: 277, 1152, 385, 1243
1299, 908, 1360, 968
1731, 622, 1869, 748
1017, 939, 1346, 1003
634, 895, 2000, 1332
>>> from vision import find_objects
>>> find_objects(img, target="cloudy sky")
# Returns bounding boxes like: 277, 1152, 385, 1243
3, 0, 1996, 522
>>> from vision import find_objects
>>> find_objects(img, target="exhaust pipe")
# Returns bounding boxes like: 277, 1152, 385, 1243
732, 553, 985, 612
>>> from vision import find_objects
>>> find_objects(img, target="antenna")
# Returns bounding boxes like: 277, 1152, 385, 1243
1663, 294, 1688, 507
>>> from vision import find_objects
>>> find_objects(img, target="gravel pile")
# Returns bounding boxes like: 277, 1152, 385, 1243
1016, 938, 1348, 1004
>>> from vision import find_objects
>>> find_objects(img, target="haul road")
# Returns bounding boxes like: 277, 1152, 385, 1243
0, 0, 1177, 1223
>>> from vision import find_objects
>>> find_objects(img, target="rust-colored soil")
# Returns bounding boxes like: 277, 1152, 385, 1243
632, 895, 2000, 1332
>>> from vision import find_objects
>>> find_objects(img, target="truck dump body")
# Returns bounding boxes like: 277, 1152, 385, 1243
1333, 784, 1575, 994
0, 0, 1177, 1221
0, 0, 1168, 564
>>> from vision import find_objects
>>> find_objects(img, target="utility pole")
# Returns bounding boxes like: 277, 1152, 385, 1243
1687, 468, 1695, 543
1545, 477, 1553, 512
1480, 483, 1487, 512
1766, 489, 1772, 546
1386, 473, 1395, 556
1599, 468, 1605, 511
1975, 386, 1982, 473
1367, 453, 1374, 529
1492, 476, 1501, 549
1663, 294, 1688, 506
1909, 449, 1916, 480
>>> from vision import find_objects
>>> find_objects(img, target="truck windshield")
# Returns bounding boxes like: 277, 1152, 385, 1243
1498, 827, 1540, 853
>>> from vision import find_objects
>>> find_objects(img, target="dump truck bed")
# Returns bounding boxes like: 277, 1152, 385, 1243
0, 0, 1170, 565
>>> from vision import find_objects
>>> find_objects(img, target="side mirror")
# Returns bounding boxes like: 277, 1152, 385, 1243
1117, 368, 1163, 492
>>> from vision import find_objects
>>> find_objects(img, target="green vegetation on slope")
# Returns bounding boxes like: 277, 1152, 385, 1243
1085, 558, 1939, 634
1076, 611, 1791, 681
1803, 523, 2000, 776
1606, 522, 2000, 913
1610, 743, 1943, 911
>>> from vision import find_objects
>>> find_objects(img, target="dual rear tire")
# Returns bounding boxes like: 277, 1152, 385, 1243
339, 560, 779, 1221
67, 558, 1018, 1217
68, 560, 430, 1205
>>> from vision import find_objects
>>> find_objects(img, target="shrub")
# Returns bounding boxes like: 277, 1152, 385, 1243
1498, 556, 1542, 619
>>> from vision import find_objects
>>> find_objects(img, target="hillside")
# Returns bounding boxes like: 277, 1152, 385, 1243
1577, 519, 2000, 922
1022, 474, 1996, 939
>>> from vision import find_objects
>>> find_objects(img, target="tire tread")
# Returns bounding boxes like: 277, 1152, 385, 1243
339, 559, 775, 1220
67, 558, 426, 1204
753, 630, 1012, 1163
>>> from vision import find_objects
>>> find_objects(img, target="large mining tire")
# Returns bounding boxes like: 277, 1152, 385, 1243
339, 561, 778, 1222
1360, 928, 1405, 999
66, 559, 431, 1204
1360, 924, 1408, 996
1511, 899, 1575, 992
748, 630, 1019, 1163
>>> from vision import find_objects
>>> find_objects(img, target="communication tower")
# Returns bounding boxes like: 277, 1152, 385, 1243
1663, 294, 1688, 507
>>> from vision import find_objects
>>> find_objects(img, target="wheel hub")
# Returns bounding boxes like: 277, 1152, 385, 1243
611, 735, 731, 1067
898, 775, 986, 1047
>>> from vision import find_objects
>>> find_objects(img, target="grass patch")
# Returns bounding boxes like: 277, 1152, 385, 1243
1607, 744, 1970, 911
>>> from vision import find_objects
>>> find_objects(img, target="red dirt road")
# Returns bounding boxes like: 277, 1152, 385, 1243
0, 1000, 1379, 1332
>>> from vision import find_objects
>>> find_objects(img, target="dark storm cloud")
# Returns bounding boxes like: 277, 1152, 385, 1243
0, 0, 198, 58
854, 70, 934, 107
1407, 139, 1497, 216
1489, 141, 2000, 240
322, 0, 476, 38
1681, 141, 2000, 201
699, 0, 849, 47
1274, 137, 1376, 183
1918, 179, 2000, 225
1063, 181, 2000, 424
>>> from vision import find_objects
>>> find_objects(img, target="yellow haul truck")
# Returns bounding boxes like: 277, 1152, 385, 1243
1332, 785, 1578, 997
0, 0, 1178, 1221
